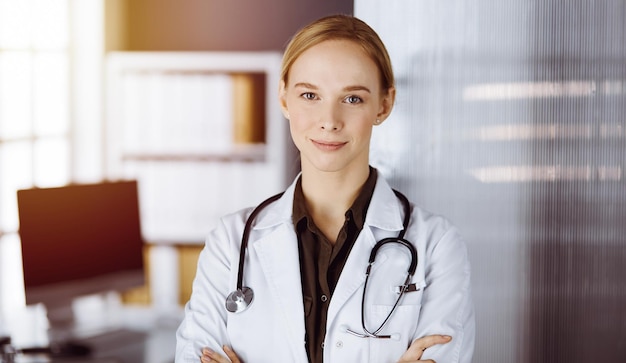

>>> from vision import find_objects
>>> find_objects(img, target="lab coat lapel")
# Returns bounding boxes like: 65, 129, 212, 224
327, 228, 376, 323
327, 175, 405, 326
253, 223, 307, 361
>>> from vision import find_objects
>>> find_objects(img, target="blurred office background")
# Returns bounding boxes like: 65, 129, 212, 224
0, 0, 624, 362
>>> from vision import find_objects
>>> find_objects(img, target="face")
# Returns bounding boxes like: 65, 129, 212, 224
279, 39, 395, 175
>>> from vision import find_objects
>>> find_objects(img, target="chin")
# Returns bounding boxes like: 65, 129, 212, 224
301, 150, 366, 175
307, 159, 358, 174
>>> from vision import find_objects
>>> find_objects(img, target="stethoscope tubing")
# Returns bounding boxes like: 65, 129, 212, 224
235, 192, 284, 291
228, 186, 418, 338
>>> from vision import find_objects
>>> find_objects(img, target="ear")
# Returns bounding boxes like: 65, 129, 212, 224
376, 86, 396, 123
278, 80, 289, 119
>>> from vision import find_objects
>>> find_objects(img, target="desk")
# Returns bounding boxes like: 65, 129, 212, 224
4, 301, 181, 363
14, 327, 177, 363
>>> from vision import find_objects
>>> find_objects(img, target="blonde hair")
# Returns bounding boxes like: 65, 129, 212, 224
280, 14, 394, 93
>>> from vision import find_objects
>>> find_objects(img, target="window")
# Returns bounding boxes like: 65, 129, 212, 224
0, 0, 71, 315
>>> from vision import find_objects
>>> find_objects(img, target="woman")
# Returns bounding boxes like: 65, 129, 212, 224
176, 14, 475, 363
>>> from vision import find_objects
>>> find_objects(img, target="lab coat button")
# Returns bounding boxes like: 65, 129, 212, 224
336, 340, 343, 348
321, 294, 328, 302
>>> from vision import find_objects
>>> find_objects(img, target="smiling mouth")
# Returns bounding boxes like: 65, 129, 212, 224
311, 139, 347, 151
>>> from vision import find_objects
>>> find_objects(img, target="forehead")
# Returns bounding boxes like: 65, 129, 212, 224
288, 39, 381, 89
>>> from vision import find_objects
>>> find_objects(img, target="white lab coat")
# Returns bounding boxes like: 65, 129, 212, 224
176, 174, 475, 363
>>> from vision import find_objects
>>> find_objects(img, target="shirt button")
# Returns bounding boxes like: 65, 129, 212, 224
321, 342, 325, 349
321, 294, 328, 302
336, 340, 343, 348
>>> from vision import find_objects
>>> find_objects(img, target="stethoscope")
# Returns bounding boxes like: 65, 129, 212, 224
225, 189, 418, 340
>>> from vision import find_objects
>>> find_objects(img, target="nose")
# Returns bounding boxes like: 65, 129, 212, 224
321, 122, 338, 131
319, 103, 342, 131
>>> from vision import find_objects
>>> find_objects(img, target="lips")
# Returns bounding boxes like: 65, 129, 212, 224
311, 139, 347, 151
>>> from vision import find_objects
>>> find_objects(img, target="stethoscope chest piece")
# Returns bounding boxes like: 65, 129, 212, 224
225, 287, 254, 313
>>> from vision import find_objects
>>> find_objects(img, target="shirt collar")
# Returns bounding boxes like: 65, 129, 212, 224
291, 167, 377, 232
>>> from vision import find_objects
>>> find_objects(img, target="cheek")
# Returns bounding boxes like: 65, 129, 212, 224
347, 112, 376, 132
287, 110, 314, 133
287, 116, 308, 148
356, 124, 374, 143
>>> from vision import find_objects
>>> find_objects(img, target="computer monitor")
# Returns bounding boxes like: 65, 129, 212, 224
16, 180, 145, 337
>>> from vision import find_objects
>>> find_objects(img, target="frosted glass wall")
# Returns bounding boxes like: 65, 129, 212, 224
356, 1, 626, 362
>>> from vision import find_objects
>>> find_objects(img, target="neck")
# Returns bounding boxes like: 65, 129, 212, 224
300, 164, 370, 220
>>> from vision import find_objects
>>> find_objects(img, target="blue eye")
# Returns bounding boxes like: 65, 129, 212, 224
345, 95, 363, 104
301, 92, 316, 100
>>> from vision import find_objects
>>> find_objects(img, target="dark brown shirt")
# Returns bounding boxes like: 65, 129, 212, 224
292, 168, 377, 363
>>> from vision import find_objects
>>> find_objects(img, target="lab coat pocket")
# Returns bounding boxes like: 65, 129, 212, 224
367, 303, 423, 363
366, 283, 425, 335
366, 280, 427, 363
392, 279, 427, 305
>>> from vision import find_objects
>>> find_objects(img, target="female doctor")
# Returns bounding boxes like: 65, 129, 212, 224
176, 14, 475, 363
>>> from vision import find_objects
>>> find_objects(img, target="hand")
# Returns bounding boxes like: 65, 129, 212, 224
200, 345, 241, 363
397, 335, 452, 363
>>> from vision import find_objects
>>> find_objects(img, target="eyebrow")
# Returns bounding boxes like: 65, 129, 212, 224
293, 82, 318, 89
293, 82, 371, 93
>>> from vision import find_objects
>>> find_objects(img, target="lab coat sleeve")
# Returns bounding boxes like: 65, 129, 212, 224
175, 213, 245, 363
415, 223, 475, 363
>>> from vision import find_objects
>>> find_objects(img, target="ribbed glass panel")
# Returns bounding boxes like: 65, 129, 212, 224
356, 1, 626, 362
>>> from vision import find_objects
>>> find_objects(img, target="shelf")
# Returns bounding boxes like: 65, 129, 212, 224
105, 51, 289, 244
121, 144, 267, 163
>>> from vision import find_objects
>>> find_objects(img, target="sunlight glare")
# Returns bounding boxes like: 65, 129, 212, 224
34, 52, 69, 136
0, 52, 32, 139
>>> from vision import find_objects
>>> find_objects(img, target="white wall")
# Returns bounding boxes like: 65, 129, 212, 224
356, 0, 626, 361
